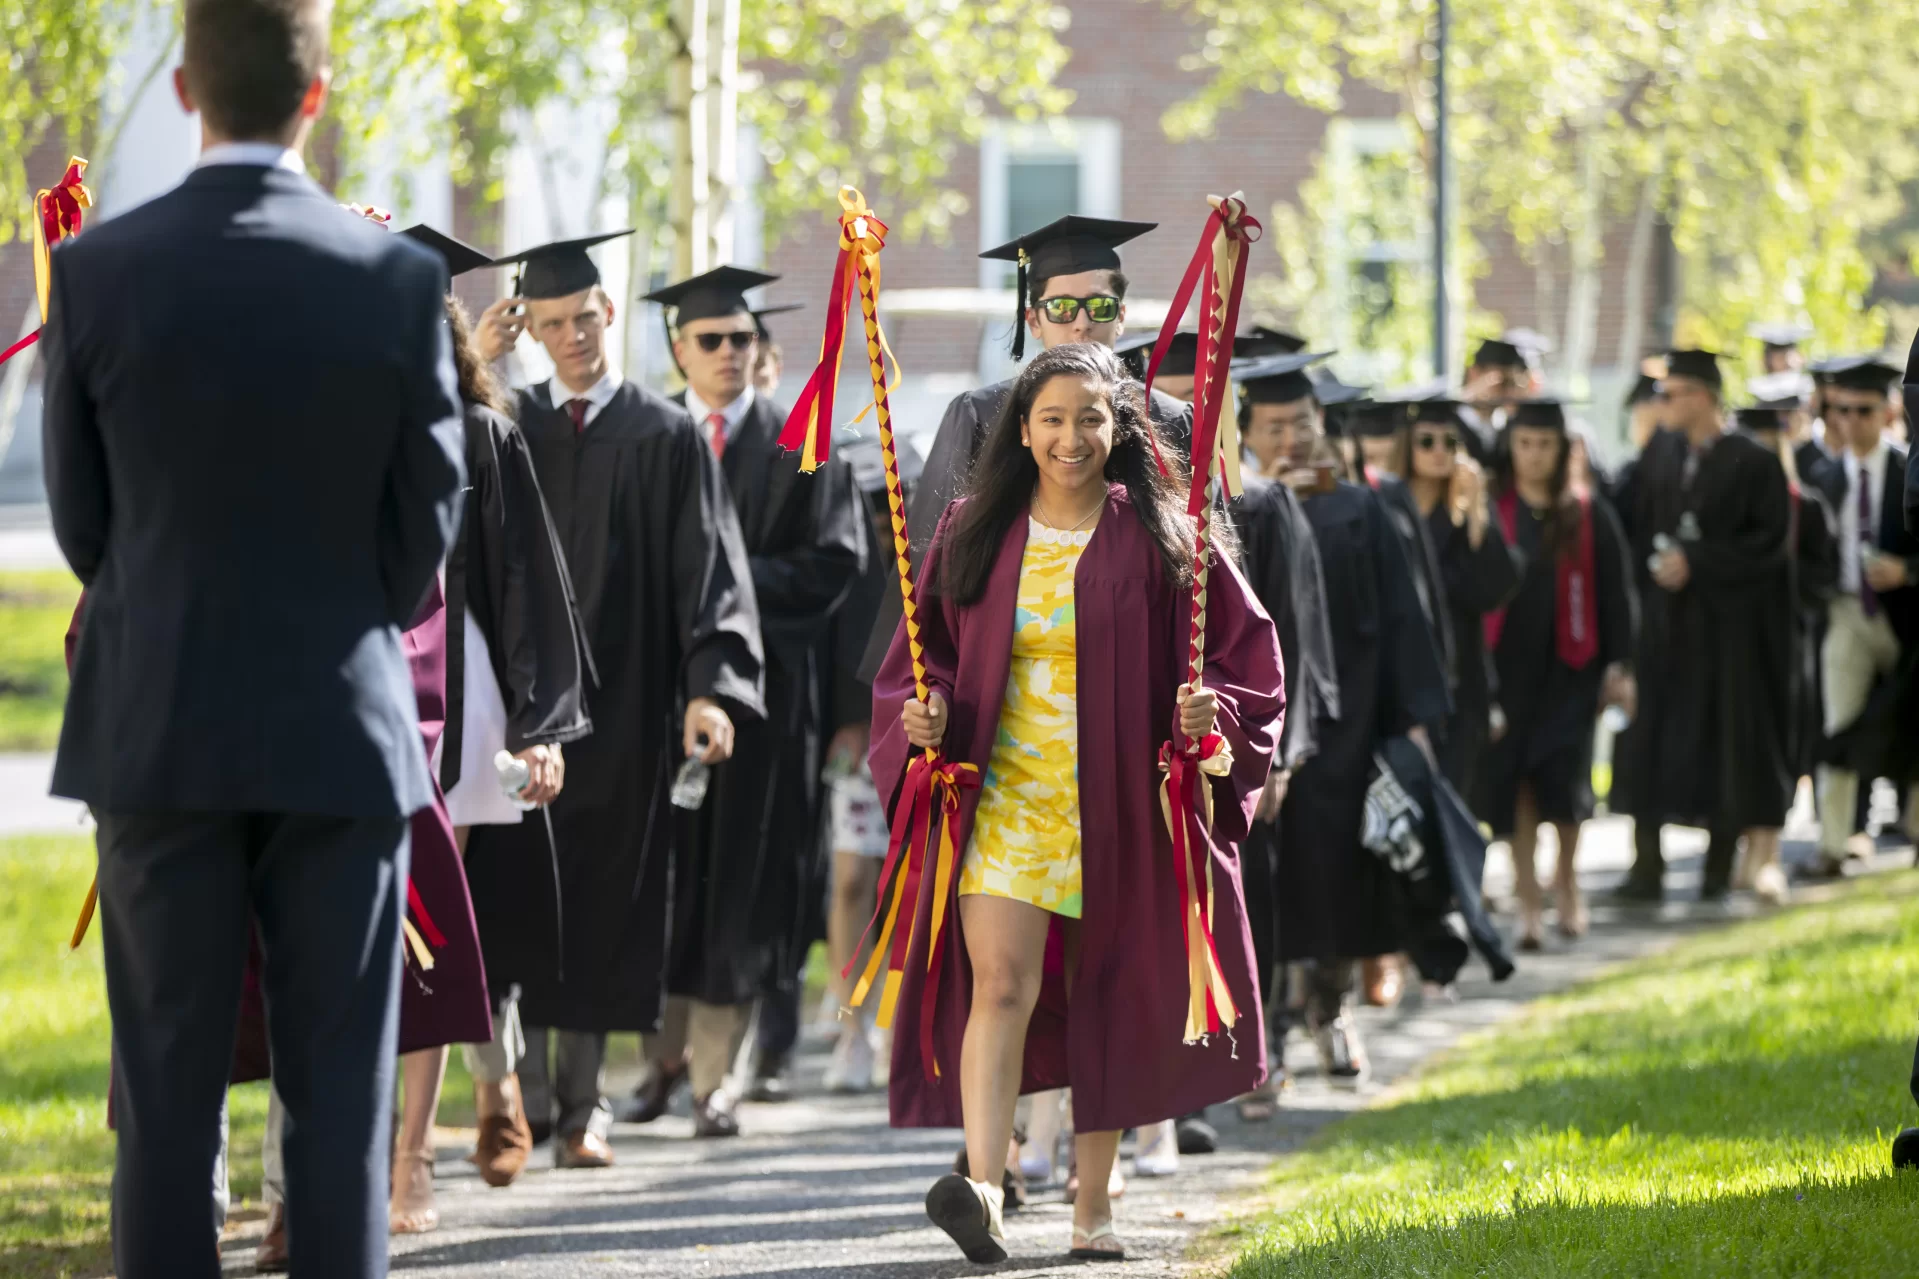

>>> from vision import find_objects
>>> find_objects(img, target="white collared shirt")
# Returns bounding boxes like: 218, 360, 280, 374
548, 367, 622, 428
1840, 440, 1890, 596
685, 384, 756, 444
195, 142, 306, 175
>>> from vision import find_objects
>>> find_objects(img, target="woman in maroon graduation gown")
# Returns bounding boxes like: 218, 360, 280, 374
871, 344, 1284, 1263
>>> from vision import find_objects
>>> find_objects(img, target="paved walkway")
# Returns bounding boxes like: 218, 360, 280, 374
202, 814, 1884, 1278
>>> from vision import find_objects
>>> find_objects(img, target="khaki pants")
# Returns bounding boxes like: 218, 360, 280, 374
644, 996, 745, 1098
1818, 596, 1903, 854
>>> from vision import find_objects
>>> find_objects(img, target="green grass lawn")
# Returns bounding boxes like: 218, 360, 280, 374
0, 832, 644, 1278
1224, 873, 1919, 1278
0, 571, 81, 753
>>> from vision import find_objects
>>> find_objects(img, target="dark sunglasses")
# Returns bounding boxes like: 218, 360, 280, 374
694, 331, 757, 353
1037, 294, 1121, 325
1414, 430, 1460, 452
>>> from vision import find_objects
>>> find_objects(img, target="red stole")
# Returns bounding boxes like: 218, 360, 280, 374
1483, 489, 1599, 670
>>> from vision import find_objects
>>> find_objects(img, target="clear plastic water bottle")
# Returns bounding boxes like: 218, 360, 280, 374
670, 737, 712, 810
494, 750, 539, 812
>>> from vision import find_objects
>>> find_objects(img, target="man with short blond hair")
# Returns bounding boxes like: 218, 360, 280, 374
463, 234, 764, 1168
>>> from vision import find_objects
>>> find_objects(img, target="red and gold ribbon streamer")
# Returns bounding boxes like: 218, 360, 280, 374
6, 157, 92, 377
793, 187, 974, 1079
1159, 735, 1238, 1041
779, 187, 901, 471
33, 157, 92, 324
1139, 194, 1262, 1041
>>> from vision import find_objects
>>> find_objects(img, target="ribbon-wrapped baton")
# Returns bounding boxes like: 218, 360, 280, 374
781, 188, 977, 1079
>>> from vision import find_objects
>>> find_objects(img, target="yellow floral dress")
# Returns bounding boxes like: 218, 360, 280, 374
960, 518, 1091, 919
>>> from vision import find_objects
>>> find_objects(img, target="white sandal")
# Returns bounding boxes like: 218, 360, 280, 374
1070, 1219, 1125, 1260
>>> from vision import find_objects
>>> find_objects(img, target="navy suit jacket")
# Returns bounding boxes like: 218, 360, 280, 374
41, 163, 465, 817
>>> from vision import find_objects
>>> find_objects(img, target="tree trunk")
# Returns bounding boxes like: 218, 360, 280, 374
1612, 170, 1659, 441
669, 0, 711, 281
707, 0, 740, 267
1559, 123, 1606, 401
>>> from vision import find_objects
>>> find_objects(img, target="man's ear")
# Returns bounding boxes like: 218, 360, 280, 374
1025, 307, 1043, 343
298, 70, 331, 120
173, 66, 195, 114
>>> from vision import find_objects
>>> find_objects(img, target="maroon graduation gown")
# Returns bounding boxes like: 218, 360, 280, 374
869, 486, 1284, 1132
394, 578, 494, 1051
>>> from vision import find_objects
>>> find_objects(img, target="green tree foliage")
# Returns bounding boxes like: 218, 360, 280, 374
323, 0, 1073, 245
1162, 0, 1919, 372
0, 1, 136, 244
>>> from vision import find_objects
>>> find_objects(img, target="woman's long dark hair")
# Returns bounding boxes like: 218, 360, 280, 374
446, 295, 513, 416
1491, 423, 1580, 560
936, 343, 1198, 605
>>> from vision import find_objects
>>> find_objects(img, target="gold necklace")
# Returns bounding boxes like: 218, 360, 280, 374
1033, 489, 1103, 531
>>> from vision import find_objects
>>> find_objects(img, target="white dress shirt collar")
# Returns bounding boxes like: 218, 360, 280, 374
685, 385, 756, 443
195, 142, 306, 175
549, 367, 623, 428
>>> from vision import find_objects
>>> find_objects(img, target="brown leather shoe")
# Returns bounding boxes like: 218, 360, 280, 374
556, 1129, 615, 1168
255, 1202, 289, 1273
471, 1075, 534, 1187
692, 1088, 741, 1138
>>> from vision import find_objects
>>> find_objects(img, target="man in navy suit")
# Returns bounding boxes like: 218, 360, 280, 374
39, 1, 465, 1274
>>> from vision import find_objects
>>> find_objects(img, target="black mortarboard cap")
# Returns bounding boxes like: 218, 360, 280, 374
750, 302, 803, 339
1508, 398, 1568, 431
1625, 372, 1660, 406
1311, 372, 1369, 406
399, 224, 497, 278
1811, 354, 1901, 393
979, 215, 1156, 360
1347, 399, 1410, 438
1664, 349, 1723, 390
643, 265, 780, 326
1114, 330, 1157, 380
1154, 329, 1288, 377
1239, 325, 1308, 358
1235, 350, 1332, 405
1748, 321, 1814, 349
496, 229, 634, 299
1472, 338, 1526, 370
1735, 406, 1789, 432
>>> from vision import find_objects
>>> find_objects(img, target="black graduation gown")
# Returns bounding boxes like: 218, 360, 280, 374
1231, 473, 1340, 1000
1277, 480, 1451, 963
465, 382, 765, 1032
665, 394, 865, 1005
1474, 493, 1635, 831
441, 401, 592, 791
855, 377, 1194, 681
1613, 430, 1795, 830
1791, 482, 1840, 778
1423, 503, 1521, 801
1375, 475, 1458, 697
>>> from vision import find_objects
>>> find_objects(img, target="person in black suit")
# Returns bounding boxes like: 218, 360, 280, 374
39, 2, 465, 1274
1808, 356, 1919, 873
631, 266, 864, 1128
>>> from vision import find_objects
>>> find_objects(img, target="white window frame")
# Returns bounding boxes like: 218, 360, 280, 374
1321, 117, 1424, 383
977, 118, 1123, 289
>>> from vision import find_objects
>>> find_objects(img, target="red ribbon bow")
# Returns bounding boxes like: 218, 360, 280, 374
779, 188, 892, 471
4, 157, 94, 371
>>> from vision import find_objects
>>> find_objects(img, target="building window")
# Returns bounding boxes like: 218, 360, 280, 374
1319, 117, 1426, 382
978, 119, 1121, 288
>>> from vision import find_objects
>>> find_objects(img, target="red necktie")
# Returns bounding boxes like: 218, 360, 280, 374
565, 398, 589, 433
706, 411, 727, 459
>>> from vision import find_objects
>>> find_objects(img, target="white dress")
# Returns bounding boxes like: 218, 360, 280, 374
440, 608, 524, 827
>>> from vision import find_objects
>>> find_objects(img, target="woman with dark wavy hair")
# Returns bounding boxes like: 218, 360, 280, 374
869, 343, 1283, 1262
